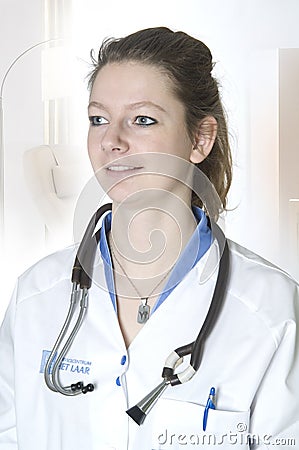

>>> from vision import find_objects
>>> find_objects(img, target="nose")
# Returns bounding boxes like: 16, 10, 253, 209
101, 123, 129, 153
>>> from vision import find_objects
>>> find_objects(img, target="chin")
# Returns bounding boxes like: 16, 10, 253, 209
107, 184, 139, 206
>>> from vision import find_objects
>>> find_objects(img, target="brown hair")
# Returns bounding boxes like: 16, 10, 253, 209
88, 27, 232, 211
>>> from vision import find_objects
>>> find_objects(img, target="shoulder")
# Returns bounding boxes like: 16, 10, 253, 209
16, 245, 79, 302
228, 239, 297, 286
226, 239, 298, 330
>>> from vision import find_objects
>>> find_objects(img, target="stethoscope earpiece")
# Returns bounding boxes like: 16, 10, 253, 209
70, 382, 94, 394
82, 383, 95, 394
71, 382, 84, 392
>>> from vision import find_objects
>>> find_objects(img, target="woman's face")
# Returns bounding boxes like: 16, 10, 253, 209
87, 62, 202, 204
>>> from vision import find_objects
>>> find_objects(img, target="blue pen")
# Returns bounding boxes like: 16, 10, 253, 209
203, 387, 216, 431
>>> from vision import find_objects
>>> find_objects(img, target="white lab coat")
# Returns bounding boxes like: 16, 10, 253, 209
0, 239, 298, 450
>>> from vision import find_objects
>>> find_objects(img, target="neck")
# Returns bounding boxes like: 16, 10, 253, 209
110, 195, 197, 279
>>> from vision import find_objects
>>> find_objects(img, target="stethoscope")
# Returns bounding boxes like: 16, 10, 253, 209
44, 202, 230, 425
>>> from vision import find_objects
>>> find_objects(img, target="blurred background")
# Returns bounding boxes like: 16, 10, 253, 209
0, 0, 299, 321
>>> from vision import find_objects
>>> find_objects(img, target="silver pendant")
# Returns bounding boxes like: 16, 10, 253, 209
137, 298, 150, 324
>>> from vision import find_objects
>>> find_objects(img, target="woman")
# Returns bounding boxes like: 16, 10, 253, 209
0, 27, 298, 450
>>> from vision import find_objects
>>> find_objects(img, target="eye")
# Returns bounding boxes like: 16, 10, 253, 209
89, 116, 109, 126
134, 116, 157, 126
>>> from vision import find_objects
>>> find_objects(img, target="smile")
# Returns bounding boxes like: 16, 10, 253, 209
106, 165, 143, 172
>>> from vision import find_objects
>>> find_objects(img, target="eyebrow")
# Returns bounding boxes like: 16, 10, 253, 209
88, 100, 166, 113
88, 101, 107, 111
127, 101, 167, 113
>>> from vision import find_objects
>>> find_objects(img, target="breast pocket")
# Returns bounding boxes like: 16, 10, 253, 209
151, 398, 250, 450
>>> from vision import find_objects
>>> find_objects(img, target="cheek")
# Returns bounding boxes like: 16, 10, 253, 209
166, 133, 192, 159
87, 128, 95, 151
148, 129, 188, 154
161, 123, 192, 154
87, 127, 92, 148
87, 130, 100, 165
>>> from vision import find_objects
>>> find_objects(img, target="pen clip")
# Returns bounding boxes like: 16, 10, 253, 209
203, 387, 216, 431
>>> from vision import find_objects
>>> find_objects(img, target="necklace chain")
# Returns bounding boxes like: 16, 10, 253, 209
108, 234, 174, 323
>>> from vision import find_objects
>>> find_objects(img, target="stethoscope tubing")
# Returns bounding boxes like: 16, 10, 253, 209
51, 288, 89, 395
72, 203, 112, 289
161, 236, 229, 386
45, 203, 112, 395
44, 283, 80, 393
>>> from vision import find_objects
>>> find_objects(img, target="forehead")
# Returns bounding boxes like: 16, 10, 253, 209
89, 62, 181, 109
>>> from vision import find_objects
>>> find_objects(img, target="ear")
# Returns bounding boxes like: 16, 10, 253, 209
190, 116, 217, 164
